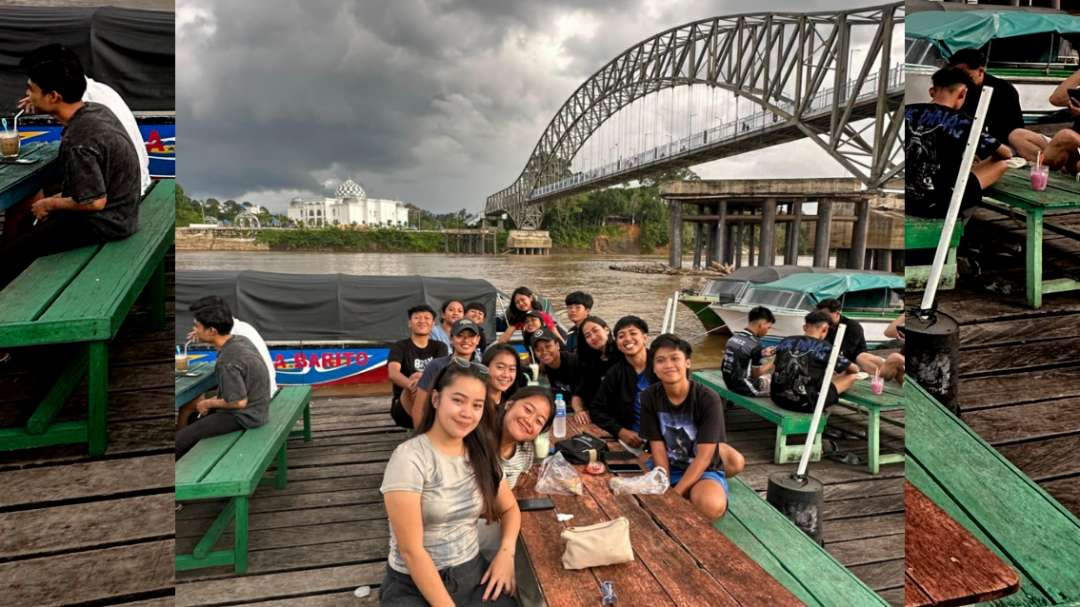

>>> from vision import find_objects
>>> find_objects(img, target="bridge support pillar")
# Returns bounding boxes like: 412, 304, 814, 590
813, 200, 833, 267
692, 204, 704, 269
734, 222, 743, 268
851, 198, 870, 270
786, 200, 802, 265
669, 200, 683, 269
760, 198, 777, 266
710, 201, 726, 266
748, 223, 757, 266
724, 220, 735, 265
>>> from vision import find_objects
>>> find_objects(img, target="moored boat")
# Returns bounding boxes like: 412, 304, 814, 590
680, 266, 823, 333
710, 272, 903, 346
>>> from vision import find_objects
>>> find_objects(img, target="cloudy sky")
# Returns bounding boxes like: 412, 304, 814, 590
177, 0, 898, 214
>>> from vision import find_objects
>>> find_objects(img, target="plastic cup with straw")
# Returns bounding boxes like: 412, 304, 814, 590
1031, 150, 1049, 192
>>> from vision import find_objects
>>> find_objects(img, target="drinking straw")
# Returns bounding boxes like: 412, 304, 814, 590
920, 86, 994, 312
176, 345, 181, 355
1037, 151, 1042, 170
797, 323, 846, 479
13, 109, 23, 132
1, 118, 7, 133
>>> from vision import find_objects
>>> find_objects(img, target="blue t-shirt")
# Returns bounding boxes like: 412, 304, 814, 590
631, 372, 650, 431
430, 325, 452, 350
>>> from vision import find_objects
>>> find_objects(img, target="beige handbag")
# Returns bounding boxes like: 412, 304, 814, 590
560, 516, 634, 570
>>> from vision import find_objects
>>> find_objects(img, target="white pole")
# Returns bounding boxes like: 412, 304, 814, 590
670, 290, 679, 333
920, 86, 995, 311
661, 296, 673, 334
796, 324, 846, 479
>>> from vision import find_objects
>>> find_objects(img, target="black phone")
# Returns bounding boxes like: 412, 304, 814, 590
1069, 88, 1080, 104
517, 497, 555, 512
607, 462, 644, 474
601, 450, 638, 462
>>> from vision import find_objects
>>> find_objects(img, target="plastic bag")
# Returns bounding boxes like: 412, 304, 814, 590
609, 467, 669, 495
536, 452, 583, 495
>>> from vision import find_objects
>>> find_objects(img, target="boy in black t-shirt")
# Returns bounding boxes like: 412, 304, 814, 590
770, 311, 860, 413
563, 291, 594, 353
906, 66, 1012, 219
640, 334, 745, 519
721, 306, 776, 396
533, 328, 586, 419
387, 305, 448, 429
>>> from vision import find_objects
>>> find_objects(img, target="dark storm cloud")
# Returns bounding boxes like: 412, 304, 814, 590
178, 0, 894, 212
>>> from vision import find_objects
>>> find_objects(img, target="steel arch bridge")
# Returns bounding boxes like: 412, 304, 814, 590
486, 2, 904, 229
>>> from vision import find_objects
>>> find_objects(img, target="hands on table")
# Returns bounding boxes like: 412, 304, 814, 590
618, 428, 644, 448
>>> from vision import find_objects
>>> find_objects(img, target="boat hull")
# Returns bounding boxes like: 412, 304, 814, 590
711, 304, 897, 347
678, 296, 731, 334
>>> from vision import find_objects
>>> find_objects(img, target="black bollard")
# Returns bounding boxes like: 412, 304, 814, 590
767, 472, 825, 544
905, 308, 961, 414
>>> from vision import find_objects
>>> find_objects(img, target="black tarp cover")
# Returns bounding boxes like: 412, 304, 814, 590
0, 6, 174, 111
176, 271, 501, 345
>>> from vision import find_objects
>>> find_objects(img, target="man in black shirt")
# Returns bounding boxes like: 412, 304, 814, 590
589, 315, 655, 452
906, 66, 1012, 219
1048, 68, 1080, 174
721, 306, 776, 396
388, 304, 448, 429
641, 334, 745, 519
563, 291, 594, 353
771, 310, 859, 413
949, 48, 1046, 163
533, 327, 585, 418
0, 53, 141, 289
815, 298, 885, 375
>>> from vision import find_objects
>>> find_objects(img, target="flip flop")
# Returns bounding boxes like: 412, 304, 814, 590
825, 450, 863, 466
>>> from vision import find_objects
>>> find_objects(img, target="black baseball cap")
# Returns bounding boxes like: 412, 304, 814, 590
451, 319, 481, 337
531, 327, 558, 343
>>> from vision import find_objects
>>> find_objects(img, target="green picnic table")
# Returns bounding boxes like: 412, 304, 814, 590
983, 168, 1080, 308
175, 359, 217, 410
837, 378, 905, 474
0, 141, 61, 211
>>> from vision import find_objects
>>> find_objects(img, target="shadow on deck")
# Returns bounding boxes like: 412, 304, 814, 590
0, 258, 176, 607
908, 206, 1080, 519
175, 387, 904, 606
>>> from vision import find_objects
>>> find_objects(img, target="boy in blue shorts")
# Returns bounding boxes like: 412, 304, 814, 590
640, 333, 745, 519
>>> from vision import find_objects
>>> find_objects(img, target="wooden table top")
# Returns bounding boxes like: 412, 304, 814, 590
0, 142, 60, 211
175, 360, 216, 409
513, 418, 802, 606
986, 167, 1080, 211
904, 482, 1019, 607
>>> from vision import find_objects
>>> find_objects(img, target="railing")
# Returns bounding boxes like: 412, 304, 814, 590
493, 65, 904, 205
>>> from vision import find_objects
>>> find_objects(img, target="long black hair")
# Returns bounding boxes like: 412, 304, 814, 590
506, 286, 543, 326
494, 386, 555, 447
578, 315, 617, 362
418, 364, 502, 522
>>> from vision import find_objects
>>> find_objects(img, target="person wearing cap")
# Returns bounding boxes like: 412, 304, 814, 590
532, 327, 586, 421
411, 318, 482, 428
589, 315, 657, 453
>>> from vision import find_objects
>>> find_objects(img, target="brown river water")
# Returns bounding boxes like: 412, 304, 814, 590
176, 251, 730, 368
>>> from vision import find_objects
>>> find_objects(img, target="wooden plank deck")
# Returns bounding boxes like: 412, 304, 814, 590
0, 254, 176, 607
914, 206, 1080, 519
175, 383, 904, 606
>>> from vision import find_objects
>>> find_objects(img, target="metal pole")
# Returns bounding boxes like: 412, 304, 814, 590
797, 324, 846, 478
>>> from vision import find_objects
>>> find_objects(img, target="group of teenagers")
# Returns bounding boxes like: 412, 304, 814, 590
377, 285, 900, 606
907, 47, 1080, 220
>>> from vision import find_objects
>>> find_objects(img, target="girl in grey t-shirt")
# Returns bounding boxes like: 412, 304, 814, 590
380, 363, 519, 606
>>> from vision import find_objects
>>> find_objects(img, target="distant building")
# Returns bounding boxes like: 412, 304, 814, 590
286, 179, 410, 227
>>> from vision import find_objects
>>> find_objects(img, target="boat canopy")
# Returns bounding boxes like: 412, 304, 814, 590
908, 11, 1080, 58
176, 271, 500, 345
0, 5, 174, 111
753, 273, 904, 302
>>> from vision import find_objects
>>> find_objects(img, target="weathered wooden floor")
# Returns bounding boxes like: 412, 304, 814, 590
913, 207, 1080, 518
0, 256, 176, 607
175, 387, 904, 606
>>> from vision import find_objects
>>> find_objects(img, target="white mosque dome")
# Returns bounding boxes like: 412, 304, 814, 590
335, 179, 367, 200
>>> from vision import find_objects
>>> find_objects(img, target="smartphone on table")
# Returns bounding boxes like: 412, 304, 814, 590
517, 497, 556, 511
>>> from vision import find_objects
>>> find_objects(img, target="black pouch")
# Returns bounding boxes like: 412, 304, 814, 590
554, 432, 608, 464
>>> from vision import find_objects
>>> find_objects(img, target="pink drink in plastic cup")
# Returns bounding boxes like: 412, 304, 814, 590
1030, 165, 1049, 191
871, 375, 885, 395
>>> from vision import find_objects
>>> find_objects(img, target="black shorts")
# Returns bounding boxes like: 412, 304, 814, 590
389, 397, 413, 430
772, 384, 840, 413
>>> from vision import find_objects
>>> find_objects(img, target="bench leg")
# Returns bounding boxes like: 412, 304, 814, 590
303, 402, 312, 442
148, 257, 167, 329
1027, 209, 1043, 309
27, 346, 89, 435
774, 427, 822, 464
868, 408, 880, 475
87, 341, 109, 457
234, 495, 249, 575
275, 443, 288, 490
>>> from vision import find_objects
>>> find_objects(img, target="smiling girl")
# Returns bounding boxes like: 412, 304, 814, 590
380, 363, 519, 606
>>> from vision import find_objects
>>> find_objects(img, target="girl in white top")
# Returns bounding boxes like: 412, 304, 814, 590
380, 362, 519, 606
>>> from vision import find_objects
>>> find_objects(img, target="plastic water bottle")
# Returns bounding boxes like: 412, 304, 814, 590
553, 394, 567, 439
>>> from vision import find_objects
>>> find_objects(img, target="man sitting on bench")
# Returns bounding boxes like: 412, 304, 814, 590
388, 304, 447, 429
641, 334, 745, 519
176, 299, 272, 458
770, 310, 859, 414
0, 51, 141, 289
721, 305, 776, 396
185, 296, 278, 409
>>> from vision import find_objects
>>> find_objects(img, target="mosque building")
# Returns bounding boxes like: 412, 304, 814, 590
286, 179, 410, 227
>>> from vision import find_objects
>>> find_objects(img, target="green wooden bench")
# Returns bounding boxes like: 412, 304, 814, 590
905, 216, 963, 291
0, 179, 175, 455
715, 478, 888, 606
176, 385, 313, 574
835, 381, 905, 475
694, 370, 826, 465
907, 379, 1080, 606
